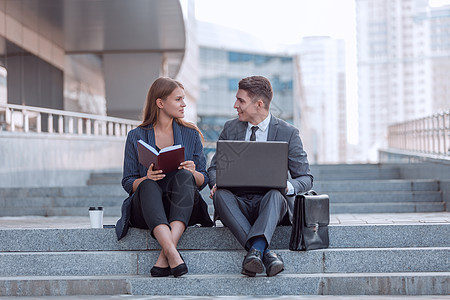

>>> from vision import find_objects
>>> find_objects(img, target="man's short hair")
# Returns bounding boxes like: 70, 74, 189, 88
238, 76, 273, 108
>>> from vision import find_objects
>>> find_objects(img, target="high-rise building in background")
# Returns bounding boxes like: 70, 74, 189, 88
289, 37, 347, 164
176, 0, 199, 124
421, 1, 450, 113
356, 0, 450, 162
196, 22, 295, 149
197, 21, 351, 164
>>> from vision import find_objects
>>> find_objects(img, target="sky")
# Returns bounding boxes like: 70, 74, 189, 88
194, 0, 356, 45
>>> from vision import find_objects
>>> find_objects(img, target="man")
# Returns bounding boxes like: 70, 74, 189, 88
208, 76, 313, 277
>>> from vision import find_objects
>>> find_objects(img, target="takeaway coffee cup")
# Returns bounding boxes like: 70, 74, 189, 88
89, 207, 103, 228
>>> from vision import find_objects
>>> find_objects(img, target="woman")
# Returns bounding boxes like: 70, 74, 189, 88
116, 77, 211, 278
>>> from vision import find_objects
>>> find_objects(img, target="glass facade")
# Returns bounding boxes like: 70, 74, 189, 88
198, 47, 294, 143
0, 37, 63, 110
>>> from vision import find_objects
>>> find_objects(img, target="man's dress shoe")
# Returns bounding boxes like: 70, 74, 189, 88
241, 267, 256, 277
263, 250, 284, 277
241, 248, 264, 276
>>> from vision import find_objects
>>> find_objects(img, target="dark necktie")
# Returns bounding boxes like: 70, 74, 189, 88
250, 126, 258, 141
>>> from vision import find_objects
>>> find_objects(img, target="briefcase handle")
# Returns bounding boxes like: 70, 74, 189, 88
297, 190, 318, 196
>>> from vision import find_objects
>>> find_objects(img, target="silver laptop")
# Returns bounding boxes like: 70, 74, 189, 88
215, 140, 288, 191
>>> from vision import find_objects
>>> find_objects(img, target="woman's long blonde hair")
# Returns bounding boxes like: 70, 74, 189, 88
140, 77, 204, 141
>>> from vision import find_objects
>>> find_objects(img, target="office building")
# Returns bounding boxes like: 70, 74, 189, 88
290, 37, 347, 163
0, 0, 187, 120
0, 0, 192, 187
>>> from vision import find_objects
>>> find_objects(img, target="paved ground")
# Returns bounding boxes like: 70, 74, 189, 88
0, 295, 449, 299
0, 212, 449, 229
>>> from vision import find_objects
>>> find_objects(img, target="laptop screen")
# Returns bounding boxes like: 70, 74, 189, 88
216, 140, 288, 191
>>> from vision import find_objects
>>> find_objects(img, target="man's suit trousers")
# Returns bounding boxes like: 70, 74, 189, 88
213, 188, 287, 250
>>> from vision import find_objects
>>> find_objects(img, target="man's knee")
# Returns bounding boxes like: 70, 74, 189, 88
212, 189, 225, 206
213, 189, 232, 208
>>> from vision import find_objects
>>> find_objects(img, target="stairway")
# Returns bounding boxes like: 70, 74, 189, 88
0, 163, 445, 217
0, 222, 449, 296
310, 164, 446, 213
0, 163, 448, 296
0, 185, 127, 217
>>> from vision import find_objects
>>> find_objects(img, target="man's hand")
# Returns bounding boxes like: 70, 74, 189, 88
146, 163, 165, 181
209, 184, 217, 199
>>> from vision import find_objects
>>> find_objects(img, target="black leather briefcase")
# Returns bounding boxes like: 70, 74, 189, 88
289, 190, 330, 251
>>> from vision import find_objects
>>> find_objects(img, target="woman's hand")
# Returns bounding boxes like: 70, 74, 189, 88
179, 160, 196, 175
179, 160, 205, 187
147, 163, 166, 181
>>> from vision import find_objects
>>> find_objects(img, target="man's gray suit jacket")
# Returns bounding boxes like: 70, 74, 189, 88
208, 115, 314, 223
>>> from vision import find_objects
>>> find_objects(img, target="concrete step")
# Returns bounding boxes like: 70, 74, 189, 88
310, 163, 402, 171
311, 163, 400, 169
310, 164, 402, 181
90, 169, 403, 182
328, 191, 442, 203
0, 185, 126, 216
1, 223, 448, 296
1, 247, 448, 277
203, 193, 445, 215
85, 164, 404, 184
200, 181, 441, 197
1, 192, 444, 217
1, 224, 449, 252
87, 172, 122, 185
313, 172, 402, 181
0, 196, 125, 208
331, 202, 445, 214
0, 206, 122, 217
313, 179, 440, 193
1, 272, 448, 296
0, 185, 126, 197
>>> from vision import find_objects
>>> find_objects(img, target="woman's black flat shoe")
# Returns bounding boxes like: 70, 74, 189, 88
150, 266, 171, 277
171, 263, 188, 277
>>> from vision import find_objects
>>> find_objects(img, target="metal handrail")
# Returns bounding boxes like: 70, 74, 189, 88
0, 103, 140, 137
388, 111, 450, 156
